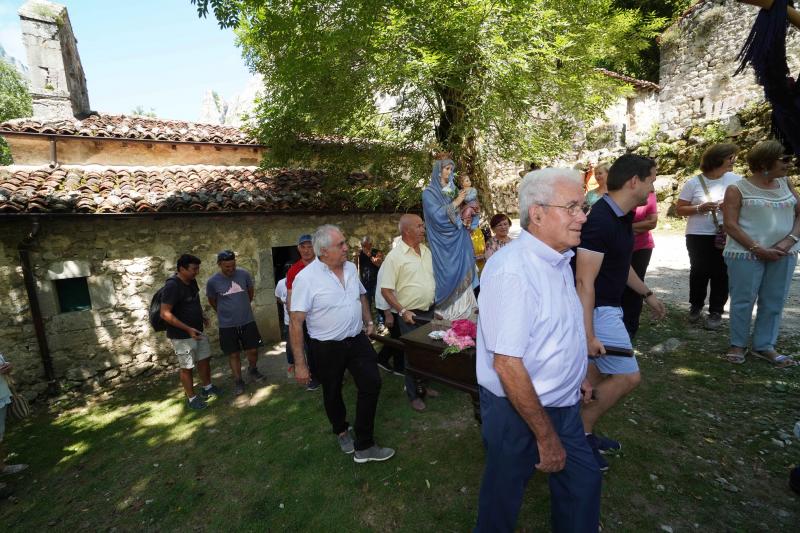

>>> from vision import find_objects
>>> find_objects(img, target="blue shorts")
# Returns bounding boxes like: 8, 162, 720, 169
591, 306, 639, 375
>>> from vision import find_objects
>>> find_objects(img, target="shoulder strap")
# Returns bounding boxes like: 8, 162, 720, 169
697, 175, 721, 228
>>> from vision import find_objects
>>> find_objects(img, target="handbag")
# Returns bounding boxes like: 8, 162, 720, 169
697, 175, 726, 250
7, 377, 31, 420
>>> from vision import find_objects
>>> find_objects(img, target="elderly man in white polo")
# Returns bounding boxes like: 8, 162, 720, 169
290, 224, 395, 463
474, 168, 601, 532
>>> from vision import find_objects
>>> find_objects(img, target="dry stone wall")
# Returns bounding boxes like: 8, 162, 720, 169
659, 0, 800, 138
0, 214, 399, 401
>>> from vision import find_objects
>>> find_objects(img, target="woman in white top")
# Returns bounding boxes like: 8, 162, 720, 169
675, 143, 740, 329
721, 140, 799, 367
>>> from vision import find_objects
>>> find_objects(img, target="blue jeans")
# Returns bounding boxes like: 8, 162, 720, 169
475, 387, 601, 533
725, 254, 797, 351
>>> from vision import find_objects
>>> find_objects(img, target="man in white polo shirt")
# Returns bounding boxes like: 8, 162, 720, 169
290, 224, 395, 463
474, 169, 600, 532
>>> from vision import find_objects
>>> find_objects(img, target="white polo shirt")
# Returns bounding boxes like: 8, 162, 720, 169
476, 230, 587, 407
290, 258, 366, 341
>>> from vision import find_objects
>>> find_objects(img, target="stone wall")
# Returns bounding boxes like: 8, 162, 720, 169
658, 0, 800, 138
0, 213, 400, 401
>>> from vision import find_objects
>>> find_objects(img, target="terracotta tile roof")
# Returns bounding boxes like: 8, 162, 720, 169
596, 68, 660, 92
0, 165, 393, 214
0, 114, 260, 145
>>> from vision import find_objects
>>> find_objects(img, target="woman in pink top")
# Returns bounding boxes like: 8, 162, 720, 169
621, 185, 658, 339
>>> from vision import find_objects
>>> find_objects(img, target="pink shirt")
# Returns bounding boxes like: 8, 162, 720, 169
633, 192, 657, 251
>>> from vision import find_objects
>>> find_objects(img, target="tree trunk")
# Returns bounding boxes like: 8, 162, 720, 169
435, 85, 495, 217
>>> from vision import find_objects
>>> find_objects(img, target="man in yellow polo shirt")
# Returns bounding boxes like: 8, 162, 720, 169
381, 213, 437, 412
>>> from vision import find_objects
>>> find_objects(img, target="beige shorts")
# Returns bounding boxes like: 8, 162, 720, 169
171, 337, 212, 369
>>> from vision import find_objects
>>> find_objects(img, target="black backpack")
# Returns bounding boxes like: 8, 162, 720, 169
149, 277, 177, 332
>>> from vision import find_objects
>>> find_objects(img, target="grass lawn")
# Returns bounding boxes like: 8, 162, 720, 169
1, 307, 798, 531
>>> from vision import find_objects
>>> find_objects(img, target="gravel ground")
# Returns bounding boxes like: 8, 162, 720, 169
648, 231, 800, 339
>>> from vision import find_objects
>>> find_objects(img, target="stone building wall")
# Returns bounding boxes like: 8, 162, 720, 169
658, 0, 800, 138
0, 214, 400, 400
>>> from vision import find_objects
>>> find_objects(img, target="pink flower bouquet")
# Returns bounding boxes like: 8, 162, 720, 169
441, 319, 477, 359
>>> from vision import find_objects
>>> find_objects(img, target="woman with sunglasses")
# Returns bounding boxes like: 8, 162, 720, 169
721, 140, 799, 367
675, 143, 741, 329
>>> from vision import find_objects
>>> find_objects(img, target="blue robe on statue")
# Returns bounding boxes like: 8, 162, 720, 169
422, 159, 477, 311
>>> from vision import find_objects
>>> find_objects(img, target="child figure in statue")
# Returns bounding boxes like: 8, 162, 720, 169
458, 175, 481, 230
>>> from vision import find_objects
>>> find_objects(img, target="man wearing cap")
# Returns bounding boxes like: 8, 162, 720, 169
286, 233, 320, 390
207, 250, 265, 396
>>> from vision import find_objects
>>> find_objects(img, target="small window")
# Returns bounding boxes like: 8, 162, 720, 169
55, 277, 92, 313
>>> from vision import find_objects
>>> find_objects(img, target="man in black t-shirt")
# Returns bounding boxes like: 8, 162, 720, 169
574, 154, 666, 471
160, 254, 219, 410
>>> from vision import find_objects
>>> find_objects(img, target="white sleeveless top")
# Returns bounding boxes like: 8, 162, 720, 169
723, 177, 799, 259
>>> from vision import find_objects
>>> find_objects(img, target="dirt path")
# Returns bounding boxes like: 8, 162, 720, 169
648, 231, 800, 339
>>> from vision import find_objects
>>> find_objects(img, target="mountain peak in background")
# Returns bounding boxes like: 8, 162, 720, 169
0, 43, 29, 79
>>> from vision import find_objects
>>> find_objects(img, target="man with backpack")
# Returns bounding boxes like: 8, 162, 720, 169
159, 254, 220, 410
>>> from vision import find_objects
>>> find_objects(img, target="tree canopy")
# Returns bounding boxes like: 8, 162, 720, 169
193, 0, 670, 209
0, 59, 32, 165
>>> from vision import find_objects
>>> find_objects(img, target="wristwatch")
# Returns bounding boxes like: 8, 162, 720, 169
641, 290, 653, 299
789, 234, 800, 243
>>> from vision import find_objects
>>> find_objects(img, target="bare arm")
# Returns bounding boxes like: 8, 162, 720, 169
632, 213, 658, 234
289, 310, 310, 385
575, 249, 605, 356
773, 179, 800, 251
626, 267, 666, 320
160, 303, 201, 339
675, 198, 719, 217
381, 287, 416, 324
247, 287, 255, 302
207, 296, 217, 312
494, 355, 565, 473
360, 295, 375, 336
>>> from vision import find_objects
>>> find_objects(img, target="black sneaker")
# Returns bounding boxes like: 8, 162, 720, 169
199, 384, 222, 399
688, 306, 703, 324
587, 433, 621, 455
306, 378, 320, 391
187, 396, 208, 410
248, 366, 266, 382
586, 434, 609, 472
233, 379, 246, 396
705, 312, 723, 330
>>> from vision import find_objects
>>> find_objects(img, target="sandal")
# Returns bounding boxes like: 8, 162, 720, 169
751, 350, 797, 368
724, 351, 746, 364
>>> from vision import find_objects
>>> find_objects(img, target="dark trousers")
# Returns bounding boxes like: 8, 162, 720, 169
395, 308, 433, 401
309, 333, 382, 451
686, 234, 728, 314
475, 387, 601, 533
377, 316, 404, 372
622, 247, 653, 339
281, 324, 294, 365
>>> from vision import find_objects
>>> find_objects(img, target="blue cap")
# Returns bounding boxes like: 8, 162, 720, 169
298, 234, 312, 245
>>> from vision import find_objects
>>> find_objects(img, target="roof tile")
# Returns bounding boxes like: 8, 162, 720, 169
0, 165, 397, 214
0, 114, 260, 145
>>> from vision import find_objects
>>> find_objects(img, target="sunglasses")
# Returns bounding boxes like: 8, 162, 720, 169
781, 156, 794, 163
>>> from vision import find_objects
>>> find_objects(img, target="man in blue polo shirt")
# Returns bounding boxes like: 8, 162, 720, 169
575, 154, 666, 471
